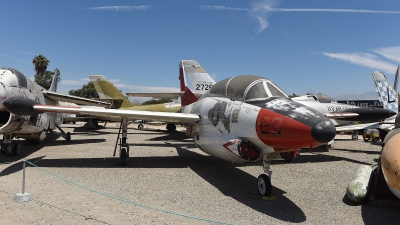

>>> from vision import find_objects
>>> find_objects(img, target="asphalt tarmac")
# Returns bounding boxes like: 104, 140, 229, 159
0, 122, 399, 224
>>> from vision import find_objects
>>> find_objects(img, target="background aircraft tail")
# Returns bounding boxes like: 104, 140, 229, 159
180, 60, 216, 93
373, 71, 398, 112
49, 68, 60, 92
90, 75, 136, 108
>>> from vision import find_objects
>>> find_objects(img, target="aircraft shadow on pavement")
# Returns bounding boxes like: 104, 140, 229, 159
272, 153, 373, 166
0, 132, 106, 172
333, 148, 381, 155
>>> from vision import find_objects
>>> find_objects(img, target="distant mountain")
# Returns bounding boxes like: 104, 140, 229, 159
333, 92, 379, 101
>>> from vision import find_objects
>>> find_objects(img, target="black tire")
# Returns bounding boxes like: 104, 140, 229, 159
12, 143, 20, 156
66, 132, 71, 142
0, 143, 5, 155
166, 124, 176, 132
120, 147, 128, 166
363, 135, 370, 142
352, 133, 358, 140
138, 124, 144, 130
257, 174, 272, 196
379, 130, 388, 142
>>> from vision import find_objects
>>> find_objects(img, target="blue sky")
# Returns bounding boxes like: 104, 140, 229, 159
1, 0, 399, 99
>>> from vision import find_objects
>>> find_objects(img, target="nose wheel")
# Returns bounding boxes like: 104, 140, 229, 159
257, 174, 272, 196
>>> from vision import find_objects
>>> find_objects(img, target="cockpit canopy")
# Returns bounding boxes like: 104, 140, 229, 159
204, 75, 287, 101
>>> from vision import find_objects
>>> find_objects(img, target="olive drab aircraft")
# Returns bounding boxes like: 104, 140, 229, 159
0, 67, 111, 156
2, 61, 336, 197
90, 75, 182, 131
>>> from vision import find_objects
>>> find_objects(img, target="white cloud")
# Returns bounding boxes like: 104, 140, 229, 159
249, 0, 278, 33
323, 52, 398, 74
200, 5, 248, 11
203, 0, 400, 33
16, 50, 37, 56
267, 8, 400, 13
88, 5, 152, 11
374, 46, 400, 63
0, 54, 31, 64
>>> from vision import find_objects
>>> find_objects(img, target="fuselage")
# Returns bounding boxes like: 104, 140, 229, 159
0, 68, 61, 140
182, 76, 336, 163
293, 94, 395, 123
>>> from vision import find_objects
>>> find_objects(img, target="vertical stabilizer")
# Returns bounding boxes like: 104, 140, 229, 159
179, 61, 198, 106
180, 60, 216, 94
394, 65, 399, 93
90, 75, 136, 108
373, 71, 398, 112
49, 69, 60, 92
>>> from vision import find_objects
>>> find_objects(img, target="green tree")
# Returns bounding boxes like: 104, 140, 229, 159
142, 97, 172, 105
34, 70, 61, 90
32, 54, 50, 76
68, 81, 99, 98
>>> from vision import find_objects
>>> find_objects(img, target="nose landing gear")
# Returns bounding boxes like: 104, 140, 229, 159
256, 154, 276, 200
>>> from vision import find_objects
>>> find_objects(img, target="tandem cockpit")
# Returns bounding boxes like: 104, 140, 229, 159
201, 75, 288, 102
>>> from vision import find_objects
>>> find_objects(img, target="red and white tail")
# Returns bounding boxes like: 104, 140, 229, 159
179, 61, 198, 106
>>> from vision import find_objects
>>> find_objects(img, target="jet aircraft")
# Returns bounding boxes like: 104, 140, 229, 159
335, 69, 399, 140
291, 93, 395, 125
2, 61, 336, 196
178, 60, 395, 141
90, 75, 182, 131
0, 67, 110, 156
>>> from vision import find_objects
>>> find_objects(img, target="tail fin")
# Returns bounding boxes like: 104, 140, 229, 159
373, 71, 398, 112
394, 65, 399, 93
49, 68, 60, 92
90, 75, 136, 108
180, 60, 216, 94
179, 61, 199, 106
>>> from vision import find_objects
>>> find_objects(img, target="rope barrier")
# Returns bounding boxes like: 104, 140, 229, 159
25, 160, 235, 225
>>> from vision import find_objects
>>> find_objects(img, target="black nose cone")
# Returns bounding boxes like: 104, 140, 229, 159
310, 118, 336, 143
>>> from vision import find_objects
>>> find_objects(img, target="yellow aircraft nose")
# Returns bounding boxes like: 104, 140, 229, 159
381, 133, 400, 199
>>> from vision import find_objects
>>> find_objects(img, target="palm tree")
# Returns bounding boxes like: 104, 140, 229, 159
32, 54, 50, 76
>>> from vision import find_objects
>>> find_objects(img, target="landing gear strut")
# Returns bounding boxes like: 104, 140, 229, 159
115, 118, 130, 166
351, 131, 359, 140
257, 155, 272, 196
55, 124, 71, 141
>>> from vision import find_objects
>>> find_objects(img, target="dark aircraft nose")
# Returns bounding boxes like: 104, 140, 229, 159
309, 117, 337, 143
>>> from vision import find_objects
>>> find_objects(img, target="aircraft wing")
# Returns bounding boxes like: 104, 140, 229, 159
43, 91, 111, 108
38, 105, 198, 123
2, 96, 199, 124
126, 92, 204, 99
335, 122, 381, 132
325, 112, 359, 119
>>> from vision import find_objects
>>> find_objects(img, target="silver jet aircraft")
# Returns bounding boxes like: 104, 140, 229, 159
0, 68, 110, 156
